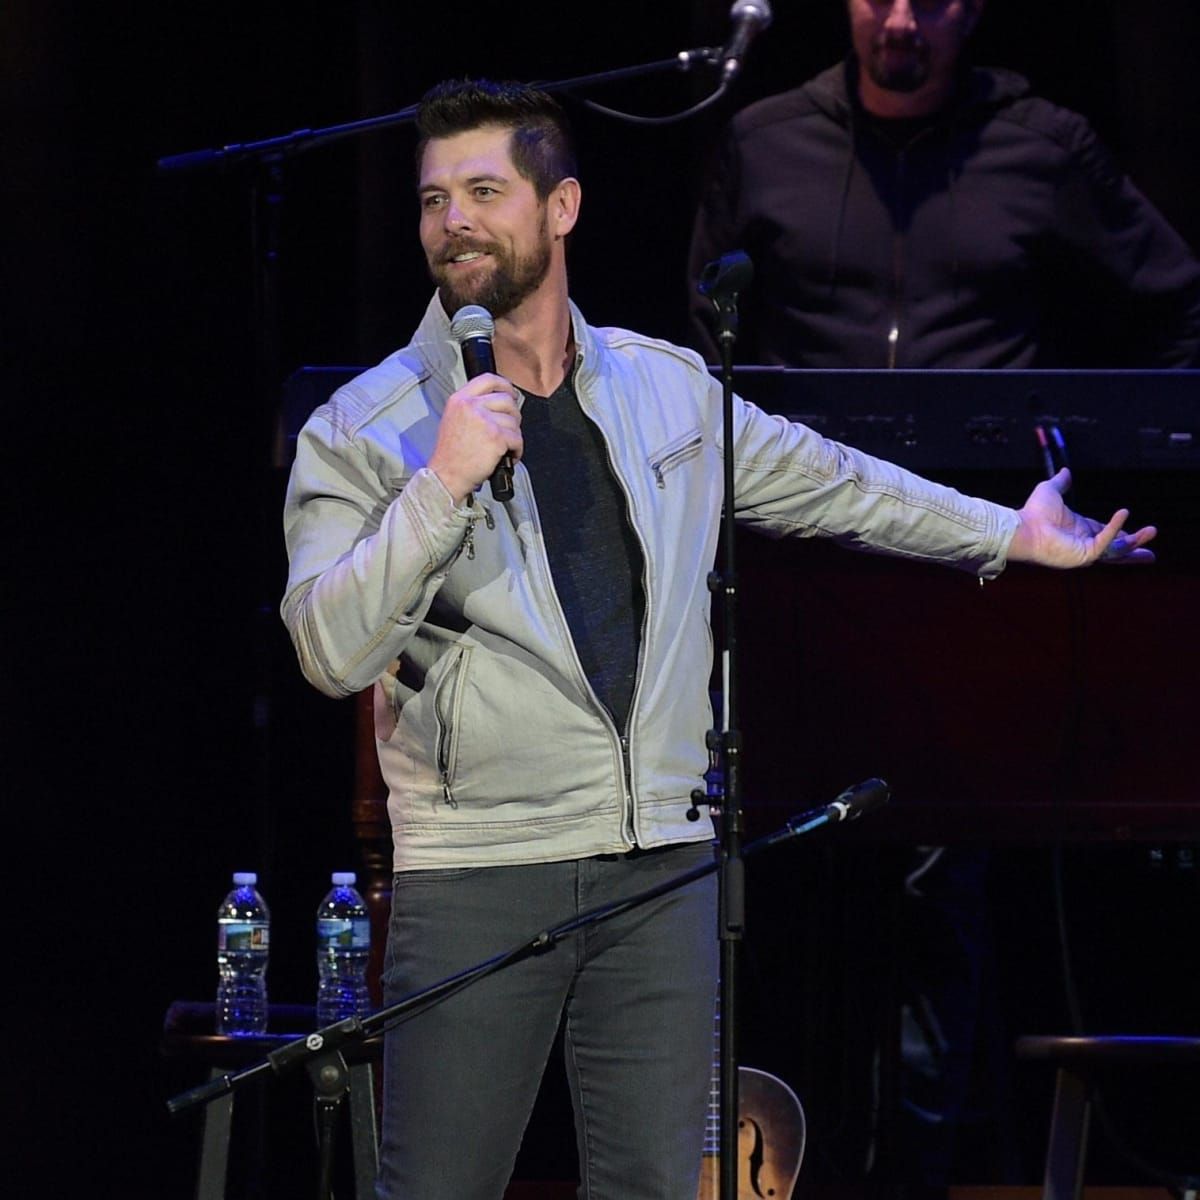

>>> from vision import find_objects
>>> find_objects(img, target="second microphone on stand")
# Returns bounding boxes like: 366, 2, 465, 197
450, 304, 515, 502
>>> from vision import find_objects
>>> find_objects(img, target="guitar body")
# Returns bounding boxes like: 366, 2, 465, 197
696, 1066, 806, 1200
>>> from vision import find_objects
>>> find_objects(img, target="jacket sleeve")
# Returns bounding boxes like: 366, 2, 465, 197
1053, 115, 1200, 366
280, 410, 477, 698
723, 389, 1020, 578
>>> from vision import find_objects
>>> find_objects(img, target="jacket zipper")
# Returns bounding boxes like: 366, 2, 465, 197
518, 444, 640, 845
649, 430, 703, 489
619, 733, 634, 833
433, 644, 471, 808
575, 380, 655, 847
889, 147, 907, 369
460, 497, 495, 560
878, 121, 939, 369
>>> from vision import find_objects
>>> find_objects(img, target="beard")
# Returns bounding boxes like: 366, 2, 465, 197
430, 216, 553, 320
866, 33, 932, 93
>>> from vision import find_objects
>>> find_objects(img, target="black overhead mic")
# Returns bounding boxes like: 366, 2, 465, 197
698, 250, 754, 305
698, 251, 754, 344
449, 304, 515, 502
721, 0, 773, 85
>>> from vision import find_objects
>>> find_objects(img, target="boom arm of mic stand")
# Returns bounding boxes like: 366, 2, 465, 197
156, 50, 722, 173
165, 776, 888, 1199
164, 777, 887, 1121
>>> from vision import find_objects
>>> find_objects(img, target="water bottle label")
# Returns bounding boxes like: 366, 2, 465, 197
219, 921, 270, 951
317, 917, 370, 949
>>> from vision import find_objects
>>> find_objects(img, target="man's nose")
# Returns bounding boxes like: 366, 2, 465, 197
882, 0, 918, 33
443, 198, 472, 231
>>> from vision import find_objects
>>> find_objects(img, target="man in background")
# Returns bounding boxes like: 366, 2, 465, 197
689, 0, 1200, 367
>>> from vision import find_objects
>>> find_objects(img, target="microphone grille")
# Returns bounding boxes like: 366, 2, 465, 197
449, 305, 495, 342
732, 0, 772, 26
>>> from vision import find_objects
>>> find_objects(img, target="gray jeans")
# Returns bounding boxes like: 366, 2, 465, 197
375, 840, 719, 1200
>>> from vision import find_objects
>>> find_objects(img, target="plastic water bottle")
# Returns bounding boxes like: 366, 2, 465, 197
316, 872, 371, 1025
216, 871, 270, 1036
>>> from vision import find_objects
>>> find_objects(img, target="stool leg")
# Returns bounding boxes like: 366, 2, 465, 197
1043, 1066, 1090, 1200
196, 1067, 233, 1200
349, 1061, 379, 1197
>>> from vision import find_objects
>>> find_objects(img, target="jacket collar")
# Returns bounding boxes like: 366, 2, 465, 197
409, 290, 598, 386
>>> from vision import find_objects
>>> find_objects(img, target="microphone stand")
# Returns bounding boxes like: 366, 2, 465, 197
694, 250, 756, 1200
155, 50, 722, 175
167, 781, 889, 1200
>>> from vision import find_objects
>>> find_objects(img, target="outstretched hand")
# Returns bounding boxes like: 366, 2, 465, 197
1008, 469, 1156, 567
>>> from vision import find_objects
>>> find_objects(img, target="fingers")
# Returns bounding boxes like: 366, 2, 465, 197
429, 374, 524, 502
1048, 466, 1072, 495
1101, 519, 1158, 564
456, 371, 521, 413
465, 377, 524, 461
1088, 507, 1129, 561
1095, 510, 1158, 565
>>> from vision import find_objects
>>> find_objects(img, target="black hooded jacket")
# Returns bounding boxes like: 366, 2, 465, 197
688, 59, 1200, 368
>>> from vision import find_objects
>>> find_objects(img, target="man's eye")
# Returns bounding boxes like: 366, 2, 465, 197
422, 195, 446, 210
474, 186, 497, 198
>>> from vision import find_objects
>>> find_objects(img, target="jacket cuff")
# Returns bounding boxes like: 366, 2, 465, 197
399, 466, 477, 569
976, 504, 1022, 579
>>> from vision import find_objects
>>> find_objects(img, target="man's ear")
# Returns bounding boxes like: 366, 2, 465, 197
551, 177, 581, 239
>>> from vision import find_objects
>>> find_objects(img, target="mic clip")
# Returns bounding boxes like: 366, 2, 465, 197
687, 728, 727, 821
698, 251, 754, 343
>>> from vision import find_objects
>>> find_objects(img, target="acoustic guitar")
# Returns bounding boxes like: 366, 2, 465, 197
696, 1003, 806, 1200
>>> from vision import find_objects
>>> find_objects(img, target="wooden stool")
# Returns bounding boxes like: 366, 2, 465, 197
1015, 1035, 1200, 1200
162, 1000, 382, 1199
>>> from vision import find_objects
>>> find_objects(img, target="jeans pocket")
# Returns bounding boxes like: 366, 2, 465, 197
391, 866, 484, 886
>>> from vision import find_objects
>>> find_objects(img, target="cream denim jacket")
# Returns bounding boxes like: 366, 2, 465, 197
282, 295, 1017, 869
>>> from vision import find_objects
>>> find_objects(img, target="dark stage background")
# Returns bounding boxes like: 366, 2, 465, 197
8, 2, 1198, 1196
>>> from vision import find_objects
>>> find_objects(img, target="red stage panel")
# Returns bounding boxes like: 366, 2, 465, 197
735, 531, 1199, 842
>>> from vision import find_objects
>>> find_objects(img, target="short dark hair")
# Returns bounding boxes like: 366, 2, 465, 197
415, 79, 577, 200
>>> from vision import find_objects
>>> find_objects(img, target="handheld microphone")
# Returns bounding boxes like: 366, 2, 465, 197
449, 304, 515, 502
722, 0, 773, 85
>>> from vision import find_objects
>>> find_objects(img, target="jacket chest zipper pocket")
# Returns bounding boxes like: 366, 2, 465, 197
648, 429, 703, 488
433, 644, 472, 808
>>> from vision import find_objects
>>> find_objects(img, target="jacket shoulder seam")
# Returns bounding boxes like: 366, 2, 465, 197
314, 352, 432, 439
593, 327, 713, 376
